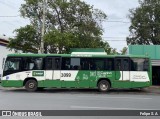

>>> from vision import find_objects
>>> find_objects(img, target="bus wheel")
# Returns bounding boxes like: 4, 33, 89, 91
25, 79, 38, 92
98, 80, 110, 92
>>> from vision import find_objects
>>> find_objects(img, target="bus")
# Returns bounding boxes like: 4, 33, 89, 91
0, 53, 152, 92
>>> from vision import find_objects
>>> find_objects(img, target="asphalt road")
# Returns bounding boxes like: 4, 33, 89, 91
0, 86, 160, 119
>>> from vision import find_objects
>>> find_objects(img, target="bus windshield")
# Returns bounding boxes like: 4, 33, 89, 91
4, 58, 21, 71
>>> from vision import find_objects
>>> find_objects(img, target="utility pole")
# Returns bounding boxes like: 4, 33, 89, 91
40, 0, 47, 53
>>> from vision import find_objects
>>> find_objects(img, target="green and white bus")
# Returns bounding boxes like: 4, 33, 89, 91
1, 53, 152, 92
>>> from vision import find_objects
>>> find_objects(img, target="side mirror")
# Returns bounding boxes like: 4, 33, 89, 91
2, 58, 5, 70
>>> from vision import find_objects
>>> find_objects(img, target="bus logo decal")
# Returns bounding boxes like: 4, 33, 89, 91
32, 71, 44, 77
6, 76, 9, 80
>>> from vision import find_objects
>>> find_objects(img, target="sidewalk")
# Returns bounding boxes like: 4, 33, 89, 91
144, 86, 160, 94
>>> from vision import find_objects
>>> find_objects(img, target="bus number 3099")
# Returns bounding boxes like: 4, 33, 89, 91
61, 73, 71, 77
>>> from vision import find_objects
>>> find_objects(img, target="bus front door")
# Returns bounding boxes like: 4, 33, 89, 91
45, 57, 61, 87
115, 58, 131, 88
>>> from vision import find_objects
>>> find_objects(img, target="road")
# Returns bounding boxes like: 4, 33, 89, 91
0, 86, 160, 119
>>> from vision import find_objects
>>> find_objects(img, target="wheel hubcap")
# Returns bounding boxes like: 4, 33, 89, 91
100, 83, 108, 91
29, 83, 35, 89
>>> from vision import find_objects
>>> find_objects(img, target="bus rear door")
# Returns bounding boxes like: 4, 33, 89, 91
114, 57, 131, 88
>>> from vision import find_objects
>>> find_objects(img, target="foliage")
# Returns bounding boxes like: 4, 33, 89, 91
8, 0, 108, 53
120, 47, 128, 55
104, 42, 119, 55
127, 0, 160, 45
8, 25, 40, 53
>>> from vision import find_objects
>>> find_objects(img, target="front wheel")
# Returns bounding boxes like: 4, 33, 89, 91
98, 80, 110, 92
25, 79, 38, 92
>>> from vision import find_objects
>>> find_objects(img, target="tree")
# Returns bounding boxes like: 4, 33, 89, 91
8, 25, 40, 53
8, 0, 107, 53
44, 30, 76, 53
127, 0, 160, 45
104, 42, 119, 55
120, 47, 128, 55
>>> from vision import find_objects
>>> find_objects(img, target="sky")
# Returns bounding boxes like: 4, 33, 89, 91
0, 0, 140, 51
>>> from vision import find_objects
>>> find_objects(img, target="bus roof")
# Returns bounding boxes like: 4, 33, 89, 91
7, 53, 150, 58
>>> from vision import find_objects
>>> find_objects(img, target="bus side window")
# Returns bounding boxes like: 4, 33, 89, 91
131, 59, 136, 71
61, 58, 71, 70
46, 58, 52, 70
70, 58, 81, 70
115, 59, 121, 70
144, 59, 149, 71
105, 58, 114, 70
80, 58, 89, 70
54, 58, 61, 70
93, 59, 105, 70
89, 61, 96, 70
23, 57, 43, 71
29, 63, 35, 70
123, 59, 129, 71
131, 58, 148, 71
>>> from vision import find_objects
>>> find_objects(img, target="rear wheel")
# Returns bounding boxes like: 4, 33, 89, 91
25, 79, 38, 92
98, 80, 110, 92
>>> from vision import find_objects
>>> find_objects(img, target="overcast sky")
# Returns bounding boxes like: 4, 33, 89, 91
0, 0, 140, 51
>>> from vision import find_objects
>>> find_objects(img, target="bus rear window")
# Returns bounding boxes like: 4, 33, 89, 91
131, 58, 149, 71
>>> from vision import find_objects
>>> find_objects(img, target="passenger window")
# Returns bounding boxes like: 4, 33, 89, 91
61, 58, 81, 70
131, 58, 148, 71
70, 58, 81, 70
24, 57, 43, 70
46, 58, 52, 70
54, 58, 61, 70
61, 58, 71, 70
81, 58, 89, 70
93, 59, 105, 70
105, 58, 114, 70
81, 58, 105, 70
115, 59, 121, 70
144, 59, 149, 71
123, 59, 129, 71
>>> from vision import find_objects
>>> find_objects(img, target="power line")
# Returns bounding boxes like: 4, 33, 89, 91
102, 37, 126, 38
0, 15, 19, 17
106, 20, 130, 23
106, 40, 126, 42
0, 1, 16, 9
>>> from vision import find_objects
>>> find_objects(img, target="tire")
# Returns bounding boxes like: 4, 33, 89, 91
25, 79, 38, 92
98, 80, 110, 92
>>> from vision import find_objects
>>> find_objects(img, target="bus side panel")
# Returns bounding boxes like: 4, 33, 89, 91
112, 71, 132, 88
112, 81, 132, 88
64, 81, 77, 88
1, 80, 23, 87
61, 70, 78, 88
131, 82, 150, 88
130, 71, 151, 88
95, 71, 116, 88
38, 80, 61, 88
2, 71, 29, 87
112, 71, 151, 88
75, 70, 116, 88
75, 71, 90, 88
